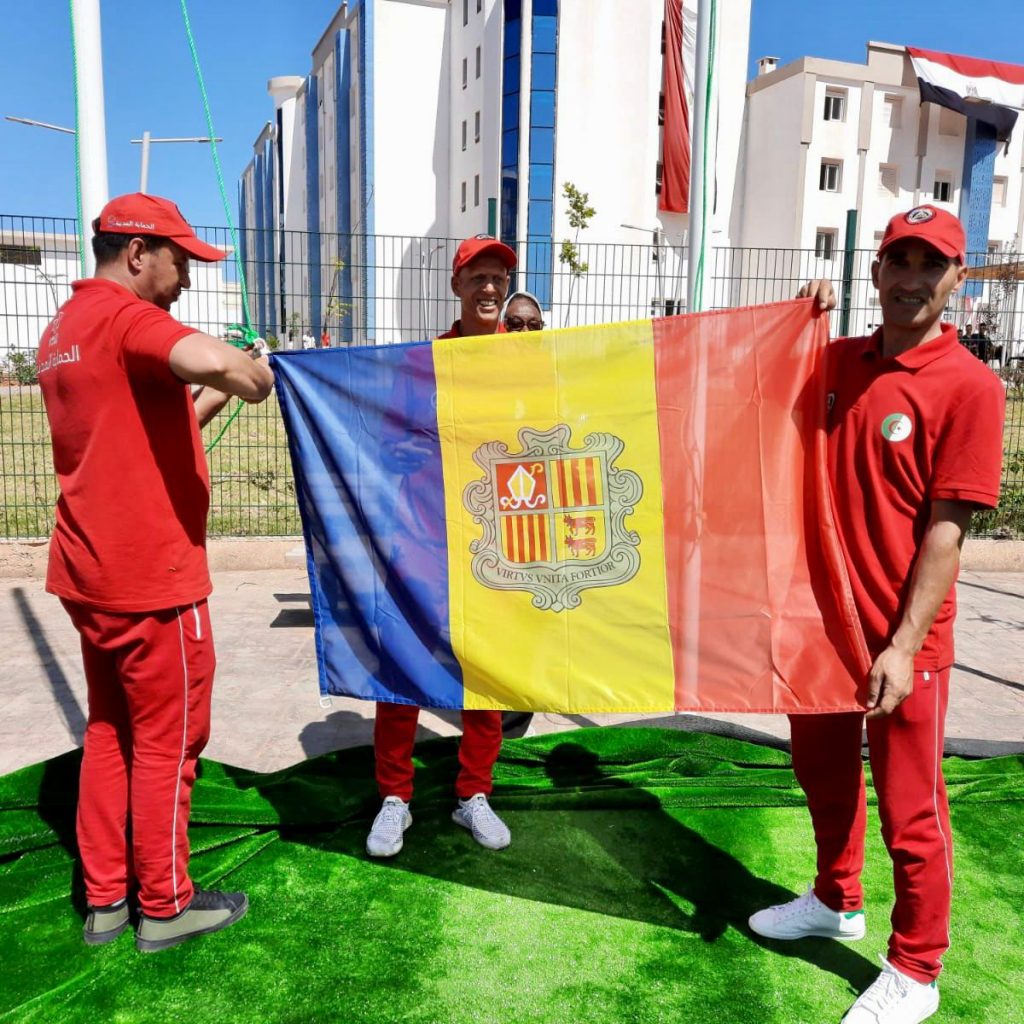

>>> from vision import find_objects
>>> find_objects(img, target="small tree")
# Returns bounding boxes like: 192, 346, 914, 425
324, 256, 354, 343
558, 181, 596, 326
3, 350, 39, 386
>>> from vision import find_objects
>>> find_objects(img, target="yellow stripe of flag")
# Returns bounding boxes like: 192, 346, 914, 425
434, 320, 676, 712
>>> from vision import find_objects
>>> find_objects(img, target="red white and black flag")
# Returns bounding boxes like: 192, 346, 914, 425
907, 46, 1024, 142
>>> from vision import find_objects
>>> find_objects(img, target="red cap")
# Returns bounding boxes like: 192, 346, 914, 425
92, 193, 226, 262
452, 234, 517, 275
877, 205, 966, 263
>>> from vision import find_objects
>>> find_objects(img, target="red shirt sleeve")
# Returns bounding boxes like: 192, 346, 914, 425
930, 374, 1007, 508
115, 302, 195, 385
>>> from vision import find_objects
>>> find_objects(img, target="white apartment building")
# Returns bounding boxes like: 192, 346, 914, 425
736, 41, 1024, 260
238, 0, 752, 344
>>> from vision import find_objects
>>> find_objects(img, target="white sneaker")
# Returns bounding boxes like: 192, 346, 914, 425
366, 796, 412, 857
748, 885, 866, 940
452, 793, 511, 850
842, 957, 939, 1023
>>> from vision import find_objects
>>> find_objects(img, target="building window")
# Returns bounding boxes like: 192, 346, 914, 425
878, 163, 899, 198
461, 120, 467, 150
461, 181, 467, 212
478, 0, 483, 10
476, 46, 481, 79
463, 0, 468, 26
938, 107, 961, 136
823, 90, 846, 122
883, 94, 902, 129
474, 175, 481, 207
475, 110, 481, 142
462, 57, 468, 89
819, 160, 842, 192
655, 161, 664, 195
993, 175, 1008, 207
933, 174, 953, 203
815, 229, 838, 260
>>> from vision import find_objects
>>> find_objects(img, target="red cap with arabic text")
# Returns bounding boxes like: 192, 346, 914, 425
92, 193, 226, 262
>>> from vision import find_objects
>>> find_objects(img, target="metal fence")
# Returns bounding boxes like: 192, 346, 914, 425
2, 215, 1022, 539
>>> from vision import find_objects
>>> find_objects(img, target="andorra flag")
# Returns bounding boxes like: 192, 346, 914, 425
272, 300, 870, 714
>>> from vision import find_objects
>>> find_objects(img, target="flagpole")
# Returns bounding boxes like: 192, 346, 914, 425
687, 0, 715, 313
70, 0, 110, 278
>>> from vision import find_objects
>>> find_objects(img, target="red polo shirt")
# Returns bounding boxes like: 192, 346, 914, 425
825, 324, 1005, 669
437, 319, 507, 340
37, 278, 212, 612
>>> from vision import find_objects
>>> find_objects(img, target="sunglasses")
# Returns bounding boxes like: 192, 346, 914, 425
505, 316, 545, 331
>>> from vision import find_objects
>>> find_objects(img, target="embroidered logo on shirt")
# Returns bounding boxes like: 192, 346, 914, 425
880, 412, 913, 442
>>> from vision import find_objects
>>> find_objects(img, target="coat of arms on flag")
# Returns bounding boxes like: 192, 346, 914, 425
463, 424, 642, 612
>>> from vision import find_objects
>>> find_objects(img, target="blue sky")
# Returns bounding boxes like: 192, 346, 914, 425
2, 0, 1024, 226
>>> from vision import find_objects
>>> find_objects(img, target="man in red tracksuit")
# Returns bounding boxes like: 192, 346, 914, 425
749, 206, 1005, 1023
367, 235, 519, 858
37, 193, 274, 952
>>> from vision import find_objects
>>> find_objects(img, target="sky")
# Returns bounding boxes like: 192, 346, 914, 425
3, 0, 1024, 227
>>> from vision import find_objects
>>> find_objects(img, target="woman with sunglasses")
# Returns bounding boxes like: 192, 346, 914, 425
502, 291, 545, 332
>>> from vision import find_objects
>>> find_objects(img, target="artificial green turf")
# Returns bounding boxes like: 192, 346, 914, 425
1, 729, 1021, 1023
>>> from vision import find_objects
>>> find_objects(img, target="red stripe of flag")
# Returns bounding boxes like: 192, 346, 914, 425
659, 0, 690, 214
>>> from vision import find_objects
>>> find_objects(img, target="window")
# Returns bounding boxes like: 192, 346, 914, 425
476, 46, 481, 79
815, 229, 838, 260
474, 174, 481, 207
0, 244, 41, 266
993, 175, 1008, 207
461, 120, 467, 151
478, 0, 483, 11
878, 163, 899, 198
819, 160, 842, 192
462, 58, 468, 89
823, 90, 846, 122
933, 174, 953, 203
883, 94, 902, 129
655, 160, 664, 195
461, 181, 467, 212
463, 0, 468, 26
474, 110, 481, 142
938, 107, 961, 136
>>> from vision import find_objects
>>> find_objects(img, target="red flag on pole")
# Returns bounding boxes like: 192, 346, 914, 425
660, 0, 691, 213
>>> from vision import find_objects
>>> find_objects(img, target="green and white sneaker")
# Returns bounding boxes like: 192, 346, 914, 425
83, 899, 130, 945
135, 887, 248, 953
452, 793, 511, 850
842, 957, 939, 1023
748, 885, 865, 940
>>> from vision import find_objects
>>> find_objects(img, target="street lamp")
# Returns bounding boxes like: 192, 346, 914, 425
5, 115, 75, 135
130, 132, 222, 193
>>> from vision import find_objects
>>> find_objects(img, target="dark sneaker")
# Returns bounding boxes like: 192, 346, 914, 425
135, 887, 248, 953
83, 900, 130, 946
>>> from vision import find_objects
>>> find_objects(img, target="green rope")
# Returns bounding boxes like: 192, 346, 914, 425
692, 0, 717, 313
68, 0, 87, 278
204, 399, 246, 455
178, 0, 252, 331
179, 0, 262, 453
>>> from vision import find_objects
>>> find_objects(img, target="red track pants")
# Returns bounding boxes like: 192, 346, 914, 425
374, 703, 503, 802
62, 599, 215, 919
789, 668, 953, 983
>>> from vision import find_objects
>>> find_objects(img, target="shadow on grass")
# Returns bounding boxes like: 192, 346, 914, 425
234, 734, 877, 995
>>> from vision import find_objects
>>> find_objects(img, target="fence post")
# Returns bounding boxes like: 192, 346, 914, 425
839, 208, 858, 337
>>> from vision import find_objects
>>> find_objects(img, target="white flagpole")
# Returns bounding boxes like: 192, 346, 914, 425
687, 0, 716, 313
70, 0, 110, 278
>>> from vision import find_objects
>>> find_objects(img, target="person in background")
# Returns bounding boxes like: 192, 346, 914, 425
502, 290, 545, 333
749, 206, 1005, 1024
36, 193, 274, 953
368, 235, 520, 859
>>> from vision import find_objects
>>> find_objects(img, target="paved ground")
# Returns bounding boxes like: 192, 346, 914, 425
1, 568, 1021, 776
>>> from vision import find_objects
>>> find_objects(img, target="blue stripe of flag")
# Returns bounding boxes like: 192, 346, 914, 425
272, 343, 464, 707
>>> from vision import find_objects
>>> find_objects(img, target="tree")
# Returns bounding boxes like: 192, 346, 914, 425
324, 256, 353, 343
557, 182, 596, 326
